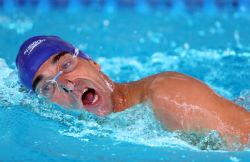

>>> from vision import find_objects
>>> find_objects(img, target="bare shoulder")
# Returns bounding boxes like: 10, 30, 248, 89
148, 71, 211, 94
146, 71, 218, 130
147, 71, 217, 106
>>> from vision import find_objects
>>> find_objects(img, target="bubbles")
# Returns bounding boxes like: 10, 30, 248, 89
235, 90, 250, 111
234, 30, 243, 49
229, 156, 240, 162
146, 31, 162, 44
183, 42, 190, 50
0, 15, 33, 34
103, 19, 110, 27
176, 131, 226, 150
198, 30, 206, 37
0, 58, 24, 107
60, 104, 197, 150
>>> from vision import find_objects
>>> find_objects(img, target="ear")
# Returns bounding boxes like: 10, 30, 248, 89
89, 60, 101, 71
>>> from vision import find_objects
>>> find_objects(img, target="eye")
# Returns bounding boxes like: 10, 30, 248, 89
61, 59, 72, 70
60, 56, 77, 73
40, 82, 55, 97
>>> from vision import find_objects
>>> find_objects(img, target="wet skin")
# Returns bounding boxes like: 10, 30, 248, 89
33, 53, 250, 146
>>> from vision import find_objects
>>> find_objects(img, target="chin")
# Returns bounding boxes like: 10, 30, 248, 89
95, 107, 113, 116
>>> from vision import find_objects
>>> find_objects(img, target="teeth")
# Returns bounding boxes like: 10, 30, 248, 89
92, 94, 98, 104
82, 88, 88, 94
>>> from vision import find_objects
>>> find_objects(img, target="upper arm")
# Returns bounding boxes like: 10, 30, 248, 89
147, 72, 241, 130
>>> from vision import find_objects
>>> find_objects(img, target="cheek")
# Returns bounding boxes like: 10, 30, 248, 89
51, 92, 73, 108
70, 63, 100, 80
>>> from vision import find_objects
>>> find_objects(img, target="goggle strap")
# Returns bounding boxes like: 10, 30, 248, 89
73, 48, 79, 58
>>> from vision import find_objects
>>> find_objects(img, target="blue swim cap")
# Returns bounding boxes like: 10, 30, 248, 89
16, 35, 91, 90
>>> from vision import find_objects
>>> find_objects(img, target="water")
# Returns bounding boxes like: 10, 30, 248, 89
1, 4, 250, 162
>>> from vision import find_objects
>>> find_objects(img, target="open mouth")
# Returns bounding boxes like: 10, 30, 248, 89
81, 88, 99, 106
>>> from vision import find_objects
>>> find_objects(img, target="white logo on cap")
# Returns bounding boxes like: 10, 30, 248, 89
24, 39, 46, 56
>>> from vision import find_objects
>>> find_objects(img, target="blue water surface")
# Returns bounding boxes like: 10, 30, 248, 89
1, 8, 250, 162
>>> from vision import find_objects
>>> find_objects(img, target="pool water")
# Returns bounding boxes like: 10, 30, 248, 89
1, 6, 250, 162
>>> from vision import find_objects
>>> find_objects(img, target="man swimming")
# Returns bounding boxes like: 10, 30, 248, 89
16, 36, 250, 147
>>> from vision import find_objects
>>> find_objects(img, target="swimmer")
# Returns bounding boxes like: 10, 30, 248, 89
16, 36, 250, 147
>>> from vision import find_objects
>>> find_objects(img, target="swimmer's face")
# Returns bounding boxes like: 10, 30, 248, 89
32, 52, 114, 116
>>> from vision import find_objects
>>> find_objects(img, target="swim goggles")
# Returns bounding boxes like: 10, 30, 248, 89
35, 50, 79, 98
